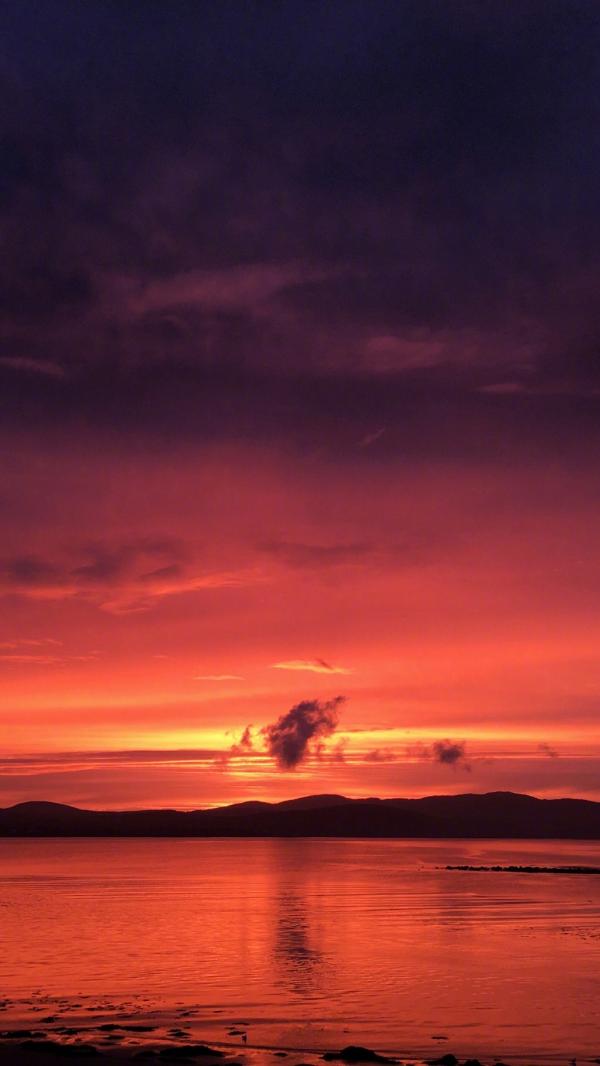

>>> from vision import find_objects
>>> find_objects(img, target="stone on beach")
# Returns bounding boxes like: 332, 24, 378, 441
2, 1030, 46, 1038
18, 1040, 101, 1056
322, 1047, 398, 1063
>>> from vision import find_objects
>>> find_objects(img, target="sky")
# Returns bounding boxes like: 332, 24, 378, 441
2, 1, 600, 809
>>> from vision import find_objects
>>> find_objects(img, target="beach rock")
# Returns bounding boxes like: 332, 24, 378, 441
19, 1039, 101, 1056
2, 1029, 46, 1038
274, 1054, 288, 1058
426, 1056, 458, 1066
323, 1048, 398, 1064
463, 1060, 484, 1066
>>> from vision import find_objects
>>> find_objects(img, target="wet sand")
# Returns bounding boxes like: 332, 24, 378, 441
1, 1022, 597, 1066
1, 985, 597, 1066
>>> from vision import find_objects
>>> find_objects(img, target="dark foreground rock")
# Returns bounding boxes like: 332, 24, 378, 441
1, 1030, 46, 1039
323, 1047, 398, 1064
19, 1042, 100, 1057
426, 1056, 458, 1066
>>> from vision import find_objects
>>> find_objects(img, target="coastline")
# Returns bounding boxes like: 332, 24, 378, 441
1, 1017, 597, 1066
0, 1038, 596, 1066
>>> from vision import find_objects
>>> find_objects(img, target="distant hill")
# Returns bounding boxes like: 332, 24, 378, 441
1, 791, 600, 838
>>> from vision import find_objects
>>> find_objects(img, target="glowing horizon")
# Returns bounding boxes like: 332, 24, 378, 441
3, 4, 600, 811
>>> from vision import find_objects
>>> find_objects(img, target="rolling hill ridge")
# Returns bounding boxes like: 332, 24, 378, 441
1, 791, 600, 838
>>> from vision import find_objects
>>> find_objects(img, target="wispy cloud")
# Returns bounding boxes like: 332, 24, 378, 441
0, 637, 62, 648
364, 748, 396, 762
262, 541, 373, 569
271, 658, 352, 675
215, 725, 256, 767
0, 356, 66, 378
0, 636, 95, 667
0, 540, 257, 613
111, 262, 332, 319
194, 674, 245, 682
359, 426, 386, 448
0, 749, 222, 775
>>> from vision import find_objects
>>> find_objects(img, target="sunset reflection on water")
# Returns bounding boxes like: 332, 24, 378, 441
1, 838, 599, 1061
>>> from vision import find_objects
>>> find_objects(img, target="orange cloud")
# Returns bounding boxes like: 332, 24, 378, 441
271, 659, 352, 675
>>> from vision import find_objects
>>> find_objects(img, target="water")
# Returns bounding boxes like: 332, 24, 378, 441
1, 838, 599, 1062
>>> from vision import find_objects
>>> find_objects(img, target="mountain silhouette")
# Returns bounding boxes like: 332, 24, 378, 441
1, 791, 600, 837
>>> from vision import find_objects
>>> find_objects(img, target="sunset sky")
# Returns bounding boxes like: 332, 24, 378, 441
2, 1, 600, 808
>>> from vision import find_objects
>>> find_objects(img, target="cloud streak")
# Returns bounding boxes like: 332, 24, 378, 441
0, 357, 66, 378
0, 541, 255, 613
271, 659, 351, 675
194, 674, 245, 682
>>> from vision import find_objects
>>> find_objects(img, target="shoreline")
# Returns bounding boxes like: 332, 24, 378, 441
1, 1022, 597, 1066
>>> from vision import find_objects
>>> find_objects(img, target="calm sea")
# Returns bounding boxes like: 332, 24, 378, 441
1, 838, 599, 1061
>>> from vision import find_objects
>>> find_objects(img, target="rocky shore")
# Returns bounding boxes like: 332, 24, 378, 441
0, 1028, 596, 1066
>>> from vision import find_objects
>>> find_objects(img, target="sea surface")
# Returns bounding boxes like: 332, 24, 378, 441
1, 837, 599, 1062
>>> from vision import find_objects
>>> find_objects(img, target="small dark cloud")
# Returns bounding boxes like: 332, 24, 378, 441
262, 697, 345, 769
230, 725, 254, 757
216, 725, 255, 767
2, 555, 60, 587
315, 738, 347, 764
364, 748, 396, 763
433, 739, 468, 767
408, 738, 471, 771
538, 742, 559, 759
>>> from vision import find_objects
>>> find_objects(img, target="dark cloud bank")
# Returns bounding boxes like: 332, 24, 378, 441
2, 2, 600, 458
